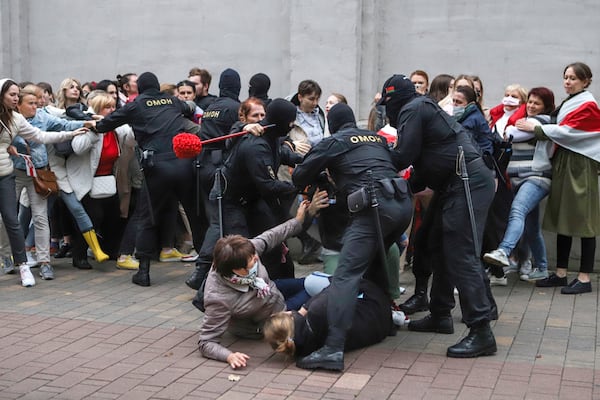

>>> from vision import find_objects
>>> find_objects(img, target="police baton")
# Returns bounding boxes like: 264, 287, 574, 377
457, 146, 479, 254
367, 170, 391, 294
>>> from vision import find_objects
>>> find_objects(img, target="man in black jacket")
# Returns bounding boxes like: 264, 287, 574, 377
292, 103, 413, 371
95, 71, 206, 287
381, 74, 497, 358
185, 68, 243, 290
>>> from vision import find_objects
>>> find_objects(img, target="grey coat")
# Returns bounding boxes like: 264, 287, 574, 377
198, 217, 302, 362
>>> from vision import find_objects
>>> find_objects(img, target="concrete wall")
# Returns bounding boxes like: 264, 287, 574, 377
3, 0, 599, 120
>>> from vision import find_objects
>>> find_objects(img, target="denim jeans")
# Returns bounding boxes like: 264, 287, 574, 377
275, 278, 309, 311
498, 179, 550, 271
0, 174, 27, 264
59, 190, 93, 233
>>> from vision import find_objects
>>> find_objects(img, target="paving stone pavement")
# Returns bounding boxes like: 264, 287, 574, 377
1, 255, 599, 399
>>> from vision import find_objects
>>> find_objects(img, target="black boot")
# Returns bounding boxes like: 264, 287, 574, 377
447, 321, 496, 358
399, 292, 429, 315
132, 258, 150, 287
296, 345, 344, 371
73, 257, 92, 270
185, 263, 210, 290
408, 313, 454, 334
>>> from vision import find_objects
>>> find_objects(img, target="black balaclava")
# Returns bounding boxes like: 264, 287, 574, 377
248, 73, 271, 100
378, 74, 417, 128
137, 72, 160, 94
219, 68, 241, 100
327, 103, 357, 134
261, 98, 296, 136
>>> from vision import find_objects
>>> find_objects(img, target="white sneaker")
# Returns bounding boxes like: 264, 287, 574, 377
392, 310, 409, 326
26, 251, 38, 267
519, 259, 533, 276
483, 249, 509, 267
181, 250, 199, 262
20, 264, 36, 287
489, 275, 508, 286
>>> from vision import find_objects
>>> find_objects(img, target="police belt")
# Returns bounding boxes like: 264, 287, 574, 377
443, 157, 487, 192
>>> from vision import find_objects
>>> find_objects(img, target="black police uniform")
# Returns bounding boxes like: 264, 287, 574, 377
185, 77, 241, 290
195, 93, 217, 111
220, 118, 299, 279
292, 104, 413, 369
394, 94, 496, 328
95, 72, 206, 286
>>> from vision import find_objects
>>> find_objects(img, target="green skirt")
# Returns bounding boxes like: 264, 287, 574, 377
543, 147, 600, 237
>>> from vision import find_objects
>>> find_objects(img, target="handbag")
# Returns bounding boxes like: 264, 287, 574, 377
90, 175, 117, 199
33, 167, 59, 199
20, 141, 58, 199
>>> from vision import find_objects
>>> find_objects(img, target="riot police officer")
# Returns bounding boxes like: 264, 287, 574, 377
95, 71, 206, 286
380, 74, 497, 358
292, 103, 413, 371
185, 69, 241, 290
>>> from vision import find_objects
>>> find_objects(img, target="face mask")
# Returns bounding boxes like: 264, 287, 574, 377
247, 260, 258, 277
502, 96, 520, 107
453, 106, 466, 119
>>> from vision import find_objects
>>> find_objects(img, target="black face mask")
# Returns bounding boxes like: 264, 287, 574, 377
327, 103, 356, 134
263, 98, 296, 136
386, 93, 416, 128
137, 72, 160, 94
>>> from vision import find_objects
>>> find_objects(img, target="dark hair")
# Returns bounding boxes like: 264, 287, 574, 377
116, 73, 136, 94
564, 62, 593, 88
455, 85, 477, 104
428, 74, 454, 102
189, 67, 212, 87
18, 81, 34, 89
176, 80, 196, 94
96, 79, 117, 92
528, 87, 555, 115
213, 235, 256, 277
36, 82, 54, 96
297, 79, 322, 97
1, 79, 19, 132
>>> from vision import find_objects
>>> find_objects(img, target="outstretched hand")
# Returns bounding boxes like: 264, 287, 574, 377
226, 352, 250, 369
308, 189, 330, 217
71, 127, 88, 137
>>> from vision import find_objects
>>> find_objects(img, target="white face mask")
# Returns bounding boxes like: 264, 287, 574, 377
502, 96, 520, 107
247, 260, 258, 277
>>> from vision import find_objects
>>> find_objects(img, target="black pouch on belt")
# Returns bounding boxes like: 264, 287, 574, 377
347, 187, 369, 213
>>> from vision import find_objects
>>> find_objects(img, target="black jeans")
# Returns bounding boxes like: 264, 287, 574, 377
325, 193, 413, 349
136, 156, 207, 259
428, 159, 496, 327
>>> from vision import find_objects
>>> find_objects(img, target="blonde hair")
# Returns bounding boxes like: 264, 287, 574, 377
505, 84, 528, 104
19, 85, 42, 103
56, 77, 83, 109
263, 312, 296, 357
87, 91, 115, 114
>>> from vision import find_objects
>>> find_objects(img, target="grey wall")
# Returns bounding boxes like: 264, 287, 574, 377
3, 0, 600, 120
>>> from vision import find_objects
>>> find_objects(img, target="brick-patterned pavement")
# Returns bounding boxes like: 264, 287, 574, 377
0, 256, 598, 399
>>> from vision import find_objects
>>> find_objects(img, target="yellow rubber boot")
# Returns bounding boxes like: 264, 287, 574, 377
82, 229, 109, 263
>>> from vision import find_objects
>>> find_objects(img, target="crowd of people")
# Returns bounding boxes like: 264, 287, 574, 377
0, 61, 598, 371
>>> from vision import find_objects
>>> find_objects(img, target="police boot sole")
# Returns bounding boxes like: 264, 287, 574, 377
296, 358, 343, 371
447, 343, 497, 358
400, 304, 429, 315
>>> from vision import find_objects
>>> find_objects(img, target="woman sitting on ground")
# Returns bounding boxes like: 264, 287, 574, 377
198, 195, 327, 369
